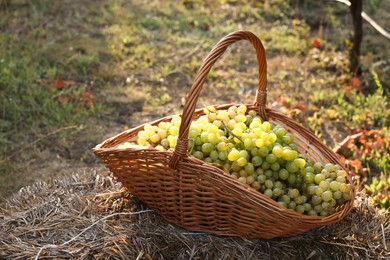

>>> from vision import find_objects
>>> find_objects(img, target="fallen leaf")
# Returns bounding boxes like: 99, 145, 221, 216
50, 79, 75, 90
57, 95, 71, 105
313, 38, 321, 50
80, 90, 95, 109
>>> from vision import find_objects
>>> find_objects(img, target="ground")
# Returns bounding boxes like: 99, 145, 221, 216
0, 1, 389, 206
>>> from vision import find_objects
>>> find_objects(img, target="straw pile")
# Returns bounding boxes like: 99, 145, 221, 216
0, 170, 388, 259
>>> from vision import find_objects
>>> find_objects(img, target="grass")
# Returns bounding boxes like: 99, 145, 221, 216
0, 0, 389, 207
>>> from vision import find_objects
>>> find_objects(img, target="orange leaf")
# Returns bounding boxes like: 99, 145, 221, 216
313, 39, 321, 49
293, 104, 307, 113
81, 90, 95, 109
275, 97, 287, 106
350, 77, 362, 91
50, 79, 75, 90
57, 95, 71, 105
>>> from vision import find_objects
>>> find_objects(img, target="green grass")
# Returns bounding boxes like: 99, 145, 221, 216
0, 0, 389, 207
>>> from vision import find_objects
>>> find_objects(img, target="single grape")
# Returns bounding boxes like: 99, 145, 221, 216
246, 175, 255, 185
238, 176, 247, 184
264, 189, 273, 198
228, 149, 240, 161
251, 156, 263, 167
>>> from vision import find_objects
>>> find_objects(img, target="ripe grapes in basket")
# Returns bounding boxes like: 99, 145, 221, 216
118, 105, 353, 217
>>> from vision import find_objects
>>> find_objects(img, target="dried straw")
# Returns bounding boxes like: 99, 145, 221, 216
0, 170, 388, 259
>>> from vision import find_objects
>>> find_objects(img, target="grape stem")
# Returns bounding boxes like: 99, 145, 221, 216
221, 121, 243, 143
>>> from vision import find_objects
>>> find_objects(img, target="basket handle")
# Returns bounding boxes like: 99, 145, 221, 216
169, 30, 268, 168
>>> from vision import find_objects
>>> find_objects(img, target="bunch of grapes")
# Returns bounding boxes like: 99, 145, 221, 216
124, 105, 353, 216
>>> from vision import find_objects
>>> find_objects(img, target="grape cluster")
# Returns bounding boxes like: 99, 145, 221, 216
126, 105, 353, 216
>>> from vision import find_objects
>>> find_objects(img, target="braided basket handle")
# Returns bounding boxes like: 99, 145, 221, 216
169, 31, 268, 168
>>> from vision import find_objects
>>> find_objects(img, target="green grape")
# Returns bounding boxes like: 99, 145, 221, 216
218, 151, 227, 160
279, 169, 289, 180
252, 181, 261, 191
296, 205, 305, 214
235, 114, 247, 123
272, 171, 279, 180
286, 161, 299, 173
264, 169, 273, 178
305, 166, 314, 173
161, 138, 169, 148
330, 181, 340, 191
244, 138, 254, 150
237, 157, 247, 167
261, 161, 271, 170
208, 133, 219, 145
200, 132, 209, 143
282, 149, 297, 161
256, 168, 265, 175
204, 157, 212, 163
282, 134, 293, 145
193, 151, 204, 160
216, 142, 228, 152
321, 190, 333, 202
210, 150, 219, 161
307, 210, 318, 216
264, 189, 273, 198
336, 176, 346, 183
272, 146, 283, 158
246, 175, 255, 185
251, 147, 259, 157
265, 179, 274, 189
343, 191, 353, 201
311, 195, 322, 205
275, 128, 286, 138
340, 183, 351, 193
227, 110, 236, 120
266, 154, 277, 164
294, 158, 306, 169
169, 125, 179, 136
228, 149, 240, 161
288, 201, 297, 210
313, 162, 323, 173
294, 195, 305, 205
251, 156, 263, 167
303, 203, 312, 212
239, 170, 248, 177
315, 187, 324, 196
280, 195, 291, 204
333, 190, 342, 200
278, 201, 288, 208
273, 187, 282, 197
314, 173, 325, 184
304, 172, 315, 183
319, 180, 330, 191
320, 211, 329, 217
314, 204, 323, 213
239, 150, 249, 159
289, 143, 298, 151
270, 162, 280, 171
194, 137, 202, 146
201, 143, 213, 154
238, 176, 247, 184
321, 201, 332, 211
287, 188, 300, 199
258, 146, 269, 157
324, 163, 336, 172
321, 169, 330, 178
257, 174, 267, 184
244, 163, 255, 174
287, 174, 297, 185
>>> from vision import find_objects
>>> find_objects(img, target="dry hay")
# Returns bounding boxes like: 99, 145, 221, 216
0, 170, 389, 260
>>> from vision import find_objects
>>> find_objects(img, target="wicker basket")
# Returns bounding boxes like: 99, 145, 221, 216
93, 31, 355, 239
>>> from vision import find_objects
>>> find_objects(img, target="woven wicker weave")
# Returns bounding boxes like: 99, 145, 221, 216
93, 31, 355, 239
